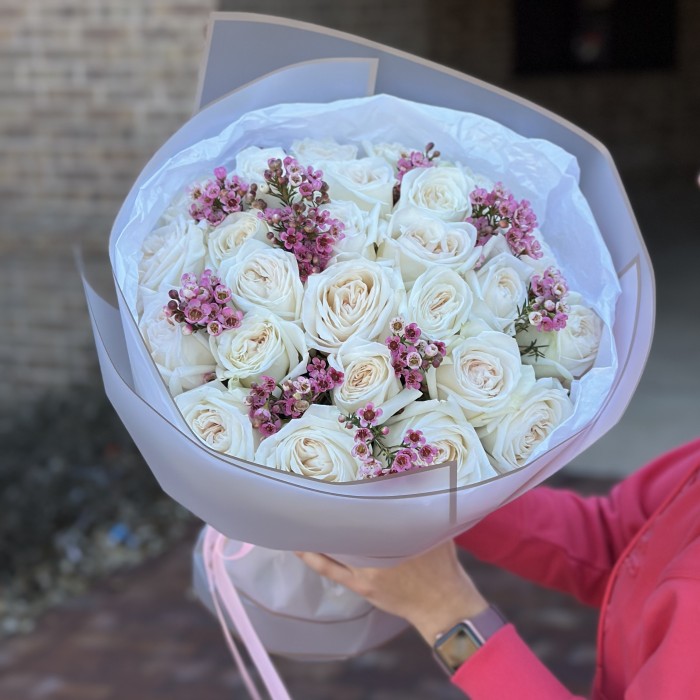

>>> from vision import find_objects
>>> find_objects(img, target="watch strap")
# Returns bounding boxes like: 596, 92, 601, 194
432, 605, 507, 676
467, 604, 506, 641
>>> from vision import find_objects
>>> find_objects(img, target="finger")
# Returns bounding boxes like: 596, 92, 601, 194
295, 551, 353, 586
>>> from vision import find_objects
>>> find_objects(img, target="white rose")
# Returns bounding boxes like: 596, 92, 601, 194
378, 207, 480, 284
302, 257, 404, 352
235, 145, 287, 185
430, 330, 532, 427
461, 165, 495, 193
519, 293, 603, 381
218, 239, 303, 322
466, 253, 531, 335
175, 382, 256, 460
205, 211, 270, 269
385, 397, 498, 487
329, 337, 421, 419
157, 189, 191, 225
320, 157, 395, 215
138, 288, 216, 396
320, 199, 380, 260
255, 404, 360, 482
290, 138, 358, 163
479, 377, 573, 471
210, 311, 309, 387
139, 215, 206, 293
362, 140, 411, 168
405, 267, 473, 341
397, 166, 474, 221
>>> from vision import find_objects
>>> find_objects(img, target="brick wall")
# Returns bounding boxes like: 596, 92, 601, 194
0, 0, 698, 405
0, 0, 217, 402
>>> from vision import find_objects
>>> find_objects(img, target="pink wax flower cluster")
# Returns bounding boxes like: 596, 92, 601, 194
393, 142, 440, 204
165, 270, 244, 336
528, 267, 570, 331
245, 358, 344, 438
516, 266, 570, 336
385, 317, 447, 391
259, 157, 345, 282
339, 404, 439, 479
468, 182, 542, 259
189, 166, 259, 225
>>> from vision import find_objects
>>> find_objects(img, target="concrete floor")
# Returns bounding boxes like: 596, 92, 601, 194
0, 498, 603, 700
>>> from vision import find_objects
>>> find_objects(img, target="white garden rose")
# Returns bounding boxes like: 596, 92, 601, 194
156, 189, 191, 226
302, 257, 404, 352
329, 337, 421, 419
138, 215, 206, 293
361, 140, 411, 168
205, 211, 270, 269
466, 253, 531, 335
519, 293, 604, 381
430, 330, 532, 427
385, 397, 498, 486
211, 311, 309, 387
397, 166, 474, 221
218, 239, 303, 322
290, 138, 357, 162
320, 157, 395, 215
405, 267, 473, 341
175, 382, 256, 461
235, 145, 287, 185
320, 199, 380, 260
479, 377, 574, 471
138, 288, 216, 396
255, 404, 360, 482
379, 207, 480, 284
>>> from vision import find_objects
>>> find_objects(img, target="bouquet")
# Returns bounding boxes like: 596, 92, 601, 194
136, 134, 610, 484
82, 12, 654, 693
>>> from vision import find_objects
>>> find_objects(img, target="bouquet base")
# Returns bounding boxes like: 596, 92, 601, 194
192, 528, 409, 661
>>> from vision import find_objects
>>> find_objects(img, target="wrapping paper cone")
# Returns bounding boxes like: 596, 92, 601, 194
83, 13, 654, 661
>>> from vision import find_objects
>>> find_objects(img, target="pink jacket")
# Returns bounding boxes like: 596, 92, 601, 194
453, 438, 700, 699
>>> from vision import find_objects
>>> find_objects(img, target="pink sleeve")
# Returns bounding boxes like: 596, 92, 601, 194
451, 625, 584, 699
450, 578, 700, 699
456, 440, 700, 607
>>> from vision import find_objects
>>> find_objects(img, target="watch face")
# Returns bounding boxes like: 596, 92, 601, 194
434, 622, 484, 675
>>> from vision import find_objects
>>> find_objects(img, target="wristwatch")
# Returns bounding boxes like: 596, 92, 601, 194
432, 605, 507, 676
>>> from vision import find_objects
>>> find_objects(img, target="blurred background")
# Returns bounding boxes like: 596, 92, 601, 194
0, 1, 698, 698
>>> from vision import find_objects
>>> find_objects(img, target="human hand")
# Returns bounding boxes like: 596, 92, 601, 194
296, 541, 488, 644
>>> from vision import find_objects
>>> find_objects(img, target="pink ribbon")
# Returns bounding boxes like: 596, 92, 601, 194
202, 526, 292, 700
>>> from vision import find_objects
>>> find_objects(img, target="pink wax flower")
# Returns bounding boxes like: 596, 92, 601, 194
516, 267, 571, 358
344, 405, 440, 480
384, 317, 445, 392
258, 157, 345, 282
357, 403, 383, 428
393, 142, 441, 203
164, 270, 244, 336
467, 182, 542, 260
189, 166, 259, 226
245, 358, 344, 440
